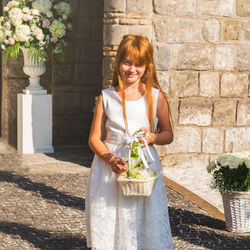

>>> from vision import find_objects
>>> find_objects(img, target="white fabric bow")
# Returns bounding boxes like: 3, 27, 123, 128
124, 131, 155, 180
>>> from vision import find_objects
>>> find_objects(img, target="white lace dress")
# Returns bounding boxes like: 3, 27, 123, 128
85, 87, 173, 250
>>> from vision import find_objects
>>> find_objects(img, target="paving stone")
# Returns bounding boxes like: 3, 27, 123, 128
0, 149, 249, 249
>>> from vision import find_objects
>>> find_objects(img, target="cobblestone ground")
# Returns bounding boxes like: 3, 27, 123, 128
0, 150, 249, 250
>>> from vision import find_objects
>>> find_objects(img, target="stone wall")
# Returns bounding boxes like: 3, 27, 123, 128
103, 0, 250, 169
0, 0, 103, 148
52, 0, 103, 146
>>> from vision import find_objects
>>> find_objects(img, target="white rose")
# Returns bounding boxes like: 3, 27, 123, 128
5, 30, 12, 37
49, 20, 66, 38
32, 9, 40, 16
34, 27, 44, 41
9, 8, 23, 26
1, 44, 6, 50
0, 30, 6, 42
32, 0, 52, 14
46, 11, 53, 18
14, 24, 31, 42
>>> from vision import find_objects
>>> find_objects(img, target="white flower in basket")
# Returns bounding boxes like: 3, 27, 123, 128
117, 130, 159, 196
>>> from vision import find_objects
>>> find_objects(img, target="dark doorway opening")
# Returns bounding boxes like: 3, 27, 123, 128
0, 2, 3, 138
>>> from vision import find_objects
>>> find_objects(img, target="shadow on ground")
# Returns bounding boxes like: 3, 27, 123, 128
44, 147, 94, 168
169, 206, 250, 249
0, 170, 85, 211
0, 221, 90, 250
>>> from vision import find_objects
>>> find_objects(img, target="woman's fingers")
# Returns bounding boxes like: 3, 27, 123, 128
140, 127, 149, 132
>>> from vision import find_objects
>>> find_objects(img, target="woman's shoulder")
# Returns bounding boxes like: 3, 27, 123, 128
151, 87, 160, 99
102, 86, 114, 92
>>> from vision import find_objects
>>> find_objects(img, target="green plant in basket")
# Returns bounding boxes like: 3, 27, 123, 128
207, 152, 250, 193
121, 129, 157, 180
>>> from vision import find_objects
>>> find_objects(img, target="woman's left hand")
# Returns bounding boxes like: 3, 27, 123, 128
139, 127, 155, 148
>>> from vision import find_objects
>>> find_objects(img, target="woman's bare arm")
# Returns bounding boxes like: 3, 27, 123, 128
88, 94, 127, 174
140, 91, 173, 146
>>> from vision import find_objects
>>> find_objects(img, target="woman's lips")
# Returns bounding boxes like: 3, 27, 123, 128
125, 73, 137, 77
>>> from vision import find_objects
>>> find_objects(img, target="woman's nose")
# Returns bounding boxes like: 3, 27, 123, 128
129, 64, 136, 71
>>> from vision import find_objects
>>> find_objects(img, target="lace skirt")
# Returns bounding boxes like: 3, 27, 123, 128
85, 140, 173, 250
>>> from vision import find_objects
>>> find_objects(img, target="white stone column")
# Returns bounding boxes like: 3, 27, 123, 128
17, 93, 54, 154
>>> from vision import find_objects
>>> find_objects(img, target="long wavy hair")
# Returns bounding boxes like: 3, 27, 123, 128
112, 34, 170, 133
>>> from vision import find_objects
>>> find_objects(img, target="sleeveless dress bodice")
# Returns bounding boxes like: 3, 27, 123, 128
102, 86, 159, 140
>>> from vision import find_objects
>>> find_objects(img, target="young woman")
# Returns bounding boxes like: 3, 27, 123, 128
86, 34, 173, 250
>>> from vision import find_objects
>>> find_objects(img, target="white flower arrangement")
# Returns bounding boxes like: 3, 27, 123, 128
0, 0, 72, 62
207, 152, 250, 192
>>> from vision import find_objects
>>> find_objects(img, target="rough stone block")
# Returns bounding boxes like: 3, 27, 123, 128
104, 0, 126, 13
179, 98, 212, 126
152, 15, 168, 42
200, 72, 220, 97
169, 71, 199, 97
128, 25, 153, 41
215, 45, 235, 70
103, 57, 115, 80
242, 20, 250, 40
225, 128, 250, 152
237, 0, 250, 16
154, 0, 177, 15
197, 0, 235, 17
164, 126, 201, 153
222, 19, 240, 40
167, 98, 179, 124
221, 73, 248, 97
103, 24, 129, 45
161, 154, 209, 169
154, 45, 171, 70
157, 71, 170, 95
127, 0, 153, 13
167, 18, 203, 43
178, 0, 196, 16
213, 99, 237, 126
237, 100, 250, 126
172, 45, 214, 70
202, 128, 224, 153
203, 19, 221, 42
236, 45, 250, 70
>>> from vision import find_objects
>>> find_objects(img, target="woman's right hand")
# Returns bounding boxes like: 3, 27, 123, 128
109, 155, 128, 175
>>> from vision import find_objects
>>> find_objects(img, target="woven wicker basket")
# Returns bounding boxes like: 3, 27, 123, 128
117, 174, 159, 196
221, 191, 250, 233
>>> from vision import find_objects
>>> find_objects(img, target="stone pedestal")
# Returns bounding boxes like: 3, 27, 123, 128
17, 94, 54, 154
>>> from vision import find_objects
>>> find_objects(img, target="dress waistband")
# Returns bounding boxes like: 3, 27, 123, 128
104, 131, 127, 146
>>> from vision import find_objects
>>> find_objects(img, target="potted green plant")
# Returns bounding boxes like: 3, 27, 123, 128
207, 152, 250, 233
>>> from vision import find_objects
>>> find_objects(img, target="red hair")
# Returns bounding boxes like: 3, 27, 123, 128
112, 34, 170, 132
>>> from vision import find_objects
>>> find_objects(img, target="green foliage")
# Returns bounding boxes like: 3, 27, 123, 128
208, 154, 250, 192
28, 45, 48, 63
4, 43, 20, 60
125, 129, 153, 179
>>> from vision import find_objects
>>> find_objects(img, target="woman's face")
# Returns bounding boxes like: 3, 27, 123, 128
119, 56, 146, 86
